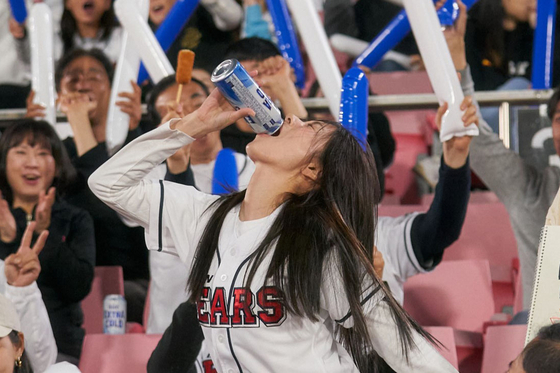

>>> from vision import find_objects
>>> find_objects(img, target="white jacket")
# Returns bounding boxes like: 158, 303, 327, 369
0, 260, 58, 373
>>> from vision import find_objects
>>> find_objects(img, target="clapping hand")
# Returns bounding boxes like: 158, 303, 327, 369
34, 187, 55, 234
0, 191, 16, 243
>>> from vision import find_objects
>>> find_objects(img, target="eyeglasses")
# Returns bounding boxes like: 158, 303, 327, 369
61, 70, 108, 90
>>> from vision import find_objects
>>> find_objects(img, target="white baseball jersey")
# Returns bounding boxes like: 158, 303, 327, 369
147, 152, 255, 335
89, 122, 458, 373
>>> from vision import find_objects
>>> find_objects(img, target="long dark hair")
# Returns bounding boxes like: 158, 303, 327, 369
0, 120, 76, 205
60, 1, 118, 57
9, 331, 33, 373
469, 0, 507, 70
187, 121, 435, 371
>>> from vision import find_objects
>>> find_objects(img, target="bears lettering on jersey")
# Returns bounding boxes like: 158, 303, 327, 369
198, 286, 286, 327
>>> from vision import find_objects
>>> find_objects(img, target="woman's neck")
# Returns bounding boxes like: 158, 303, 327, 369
190, 143, 223, 165
12, 197, 37, 215
77, 22, 100, 39
240, 165, 293, 221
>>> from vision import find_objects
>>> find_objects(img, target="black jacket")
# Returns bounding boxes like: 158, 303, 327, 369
0, 200, 95, 359
147, 302, 203, 373
64, 130, 150, 281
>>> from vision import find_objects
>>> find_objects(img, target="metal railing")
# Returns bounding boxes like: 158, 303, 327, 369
0, 89, 554, 148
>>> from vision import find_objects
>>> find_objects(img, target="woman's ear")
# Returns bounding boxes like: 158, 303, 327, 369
302, 162, 319, 182
14, 332, 24, 357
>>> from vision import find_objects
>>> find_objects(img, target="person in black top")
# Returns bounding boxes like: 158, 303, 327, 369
25, 48, 149, 323
464, 0, 550, 91
54, 49, 149, 324
0, 120, 95, 364
464, 0, 559, 135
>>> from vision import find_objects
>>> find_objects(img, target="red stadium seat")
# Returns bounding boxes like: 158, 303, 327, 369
383, 134, 429, 205
443, 202, 518, 314
81, 266, 125, 334
381, 201, 519, 314
403, 260, 495, 333
480, 325, 527, 373
424, 326, 459, 369
442, 203, 517, 281
79, 334, 162, 373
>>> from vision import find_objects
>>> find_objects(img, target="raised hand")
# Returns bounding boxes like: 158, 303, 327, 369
437, 96, 479, 169
159, 102, 184, 126
58, 92, 97, 116
443, 0, 468, 70
34, 187, 55, 233
0, 191, 16, 243
116, 81, 143, 131
255, 56, 292, 95
172, 88, 254, 139
8, 18, 25, 39
4, 222, 48, 287
25, 90, 47, 119
58, 93, 98, 156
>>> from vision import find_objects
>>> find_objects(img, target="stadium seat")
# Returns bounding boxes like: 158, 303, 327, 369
480, 325, 527, 373
444, 202, 518, 314
424, 326, 459, 369
81, 266, 125, 334
403, 260, 495, 333
79, 333, 162, 373
443, 203, 517, 280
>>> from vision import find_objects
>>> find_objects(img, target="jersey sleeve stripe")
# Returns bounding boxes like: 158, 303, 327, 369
334, 284, 382, 324
158, 180, 165, 252
403, 216, 422, 273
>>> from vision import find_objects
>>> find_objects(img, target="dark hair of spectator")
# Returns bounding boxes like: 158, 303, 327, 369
0, 120, 77, 205
9, 331, 33, 373
548, 87, 560, 120
60, 3, 118, 57
55, 48, 114, 92
146, 75, 210, 126
522, 324, 560, 373
468, 0, 507, 71
224, 37, 281, 62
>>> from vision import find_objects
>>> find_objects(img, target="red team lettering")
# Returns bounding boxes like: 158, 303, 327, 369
202, 359, 217, 373
209, 288, 229, 325
197, 286, 285, 327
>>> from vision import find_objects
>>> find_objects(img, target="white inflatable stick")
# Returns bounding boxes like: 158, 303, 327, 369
29, 3, 56, 126
286, 0, 342, 117
106, 0, 149, 155
114, 0, 174, 85
403, 0, 478, 141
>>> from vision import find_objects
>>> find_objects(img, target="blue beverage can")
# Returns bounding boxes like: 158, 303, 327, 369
103, 294, 126, 334
211, 59, 283, 135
